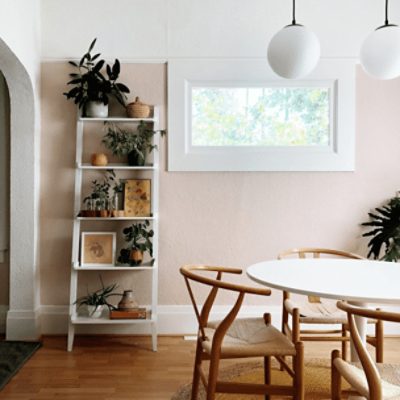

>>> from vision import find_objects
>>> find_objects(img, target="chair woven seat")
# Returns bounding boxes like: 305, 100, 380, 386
286, 299, 377, 324
334, 358, 400, 399
205, 318, 296, 358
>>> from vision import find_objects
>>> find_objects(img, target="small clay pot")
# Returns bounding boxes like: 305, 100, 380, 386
91, 153, 108, 166
118, 290, 138, 311
99, 210, 109, 218
80, 210, 89, 217
86, 210, 97, 218
129, 249, 143, 265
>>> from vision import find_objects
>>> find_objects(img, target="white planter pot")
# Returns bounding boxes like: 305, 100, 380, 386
85, 101, 109, 118
87, 305, 105, 318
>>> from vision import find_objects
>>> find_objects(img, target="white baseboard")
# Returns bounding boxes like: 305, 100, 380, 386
1, 304, 400, 336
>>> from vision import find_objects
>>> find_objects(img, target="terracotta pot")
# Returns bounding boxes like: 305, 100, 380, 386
129, 249, 143, 265
86, 210, 97, 218
91, 153, 108, 166
99, 210, 109, 218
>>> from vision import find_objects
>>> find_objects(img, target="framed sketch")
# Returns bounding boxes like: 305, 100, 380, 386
81, 232, 116, 267
124, 179, 151, 217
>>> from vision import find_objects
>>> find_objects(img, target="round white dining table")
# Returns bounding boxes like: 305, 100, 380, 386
247, 258, 400, 361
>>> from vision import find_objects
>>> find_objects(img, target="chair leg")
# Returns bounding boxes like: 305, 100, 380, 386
294, 342, 304, 400
191, 339, 203, 400
264, 356, 271, 400
375, 319, 384, 363
206, 352, 221, 400
341, 324, 348, 361
331, 350, 342, 400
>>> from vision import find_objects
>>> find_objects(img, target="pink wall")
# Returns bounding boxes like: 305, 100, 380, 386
39, 62, 400, 307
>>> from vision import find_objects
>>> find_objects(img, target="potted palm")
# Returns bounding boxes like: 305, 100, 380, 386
102, 121, 165, 166
362, 194, 400, 261
118, 221, 154, 266
63, 38, 130, 117
74, 277, 120, 318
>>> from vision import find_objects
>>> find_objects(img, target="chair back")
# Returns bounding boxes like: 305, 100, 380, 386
337, 301, 400, 399
278, 248, 364, 303
180, 265, 270, 341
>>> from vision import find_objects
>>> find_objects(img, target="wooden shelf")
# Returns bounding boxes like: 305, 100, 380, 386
78, 163, 156, 171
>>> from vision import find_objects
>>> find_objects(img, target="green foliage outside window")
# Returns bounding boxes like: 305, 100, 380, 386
191, 87, 330, 147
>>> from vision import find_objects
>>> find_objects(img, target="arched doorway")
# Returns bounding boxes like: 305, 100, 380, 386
0, 39, 39, 340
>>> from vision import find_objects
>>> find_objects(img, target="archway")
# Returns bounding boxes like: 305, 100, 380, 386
0, 39, 39, 339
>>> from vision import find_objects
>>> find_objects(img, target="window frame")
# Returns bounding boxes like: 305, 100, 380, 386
168, 59, 355, 172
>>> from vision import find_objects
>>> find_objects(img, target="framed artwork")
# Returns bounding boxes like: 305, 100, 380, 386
124, 179, 151, 217
81, 232, 116, 267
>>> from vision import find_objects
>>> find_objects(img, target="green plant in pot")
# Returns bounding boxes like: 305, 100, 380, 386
74, 276, 120, 318
102, 121, 166, 166
118, 220, 154, 266
108, 170, 125, 216
362, 194, 400, 261
63, 38, 130, 117
82, 170, 113, 217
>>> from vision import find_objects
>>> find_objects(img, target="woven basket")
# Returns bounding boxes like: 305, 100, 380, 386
126, 97, 151, 118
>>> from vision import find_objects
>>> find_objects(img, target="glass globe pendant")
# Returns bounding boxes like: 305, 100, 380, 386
267, 0, 320, 79
360, 0, 400, 80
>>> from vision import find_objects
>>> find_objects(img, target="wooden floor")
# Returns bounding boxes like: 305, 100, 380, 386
1, 335, 400, 400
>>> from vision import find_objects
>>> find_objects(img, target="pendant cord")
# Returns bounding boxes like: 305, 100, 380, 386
385, 0, 389, 25
292, 0, 296, 25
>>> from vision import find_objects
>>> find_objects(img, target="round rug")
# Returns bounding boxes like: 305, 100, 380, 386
172, 358, 350, 399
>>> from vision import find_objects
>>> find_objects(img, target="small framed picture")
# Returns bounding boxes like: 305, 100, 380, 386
81, 232, 116, 267
124, 179, 151, 217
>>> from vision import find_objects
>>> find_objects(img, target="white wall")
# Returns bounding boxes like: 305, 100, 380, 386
41, 0, 400, 60
39, 0, 400, 336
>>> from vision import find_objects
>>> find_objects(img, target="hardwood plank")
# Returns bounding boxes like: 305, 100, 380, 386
0, 335, 399, 399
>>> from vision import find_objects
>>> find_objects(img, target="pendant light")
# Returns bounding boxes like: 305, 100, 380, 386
360, 0, 400, 80
267, 0, 320, 79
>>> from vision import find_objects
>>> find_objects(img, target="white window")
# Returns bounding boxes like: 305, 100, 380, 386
168, 59, 355, 171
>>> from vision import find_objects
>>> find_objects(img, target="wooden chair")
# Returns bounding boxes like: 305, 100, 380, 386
278, 248, 384, 362
332, 302, 400, 400
180, 265, 305, 400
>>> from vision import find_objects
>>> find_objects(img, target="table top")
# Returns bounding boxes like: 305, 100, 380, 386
246, 259, 400, 304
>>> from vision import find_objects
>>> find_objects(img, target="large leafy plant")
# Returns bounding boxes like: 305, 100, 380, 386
102, 121, 165, 162
362, 196, 400, 261
63, 38, 130, 110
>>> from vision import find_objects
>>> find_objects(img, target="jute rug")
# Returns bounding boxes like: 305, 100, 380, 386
172, 358, 350, 399
0, 341, 41, 390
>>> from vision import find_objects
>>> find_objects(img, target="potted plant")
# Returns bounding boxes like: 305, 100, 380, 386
74, 276, 120, 318
63, 38, 130, 117
82, 170, 113, 217
118, 221, 154, 265
362, 194, 400, 261
108, 170, 125, 217
102, 121, 166, 166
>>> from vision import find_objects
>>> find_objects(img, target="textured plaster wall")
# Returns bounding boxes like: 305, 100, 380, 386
40, 62, 400, 308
